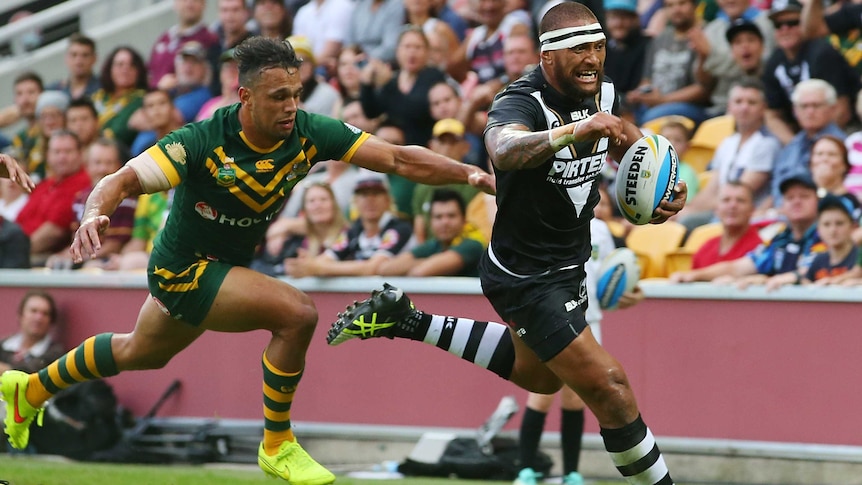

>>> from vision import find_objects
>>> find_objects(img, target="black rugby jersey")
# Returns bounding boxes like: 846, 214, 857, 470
484, 67, 618, 276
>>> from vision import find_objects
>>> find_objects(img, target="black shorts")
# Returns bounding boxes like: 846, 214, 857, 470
479, 252, 589, 362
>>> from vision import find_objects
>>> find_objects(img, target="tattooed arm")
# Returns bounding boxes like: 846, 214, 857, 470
487, 112, 638, 171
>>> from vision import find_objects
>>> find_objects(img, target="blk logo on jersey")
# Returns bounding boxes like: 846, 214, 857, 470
570, 109, 590, 121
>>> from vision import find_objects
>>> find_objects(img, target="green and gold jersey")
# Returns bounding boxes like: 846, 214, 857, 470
145, 104, 369, 266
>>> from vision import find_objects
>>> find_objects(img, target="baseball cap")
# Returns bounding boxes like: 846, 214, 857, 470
219, 48, 236, 63
178, 41, 207, 61
779, 173, 817, 194
604, 0, 637, 13
726, 18, 764, 43
354, 171, 389, 193
286, 35, 315, 64
817, 193, 855, 218
432, 118, 465, 139
769, 0, 803, 20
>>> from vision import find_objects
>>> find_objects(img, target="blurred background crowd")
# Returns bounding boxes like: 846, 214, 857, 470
1, 0, 862, 291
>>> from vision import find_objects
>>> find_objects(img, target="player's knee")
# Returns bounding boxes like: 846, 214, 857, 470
588, 365, 635, 409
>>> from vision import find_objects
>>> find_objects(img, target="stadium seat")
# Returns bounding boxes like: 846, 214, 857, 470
664, 222, 724, 273
625, 221, 687, 278
697, 170, 715, 190
640, 115, 696, 135
681, 115, 735, 173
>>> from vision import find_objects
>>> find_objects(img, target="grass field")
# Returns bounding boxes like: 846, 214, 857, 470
0, 456, 625, 485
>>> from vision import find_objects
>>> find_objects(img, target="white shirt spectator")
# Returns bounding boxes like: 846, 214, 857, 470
292, 0, 355, 60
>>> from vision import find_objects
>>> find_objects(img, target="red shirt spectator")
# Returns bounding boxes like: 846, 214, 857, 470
692, 226, 763, 269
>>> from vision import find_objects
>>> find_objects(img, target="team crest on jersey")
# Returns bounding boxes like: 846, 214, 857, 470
165, 142, 187, 165
195, 202, 218, 220
217, 164, 236, 187
256, 159, 275, 173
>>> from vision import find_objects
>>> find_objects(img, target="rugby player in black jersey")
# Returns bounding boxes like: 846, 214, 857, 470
329, 4, 686, 484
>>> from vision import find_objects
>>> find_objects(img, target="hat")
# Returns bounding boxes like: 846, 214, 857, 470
354, 172, 389, 193
286, 35, 315, 64
178, 41, 207, 61
769, 0, 803, 20
779, 173, 817, 194
726, 18, 763, 43
219, 48, 236, 63
35, 90, 70, 117
432, 118, 465, 139
817, 193, 855, 218
604, 0, 637, 13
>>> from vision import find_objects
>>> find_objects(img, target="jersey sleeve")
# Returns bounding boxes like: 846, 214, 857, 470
485, 90, 544, 132
144, 122, 211, 186
302, 111, 370, 164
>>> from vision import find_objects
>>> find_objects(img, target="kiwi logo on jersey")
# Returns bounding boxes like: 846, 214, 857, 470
165, 142, 187, 165
195, 202, 218, 220
256, 159, 275, 173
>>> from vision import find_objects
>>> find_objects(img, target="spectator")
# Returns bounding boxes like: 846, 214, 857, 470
359, 26, 447, 146
427, 81, 486, 168
412, 119, 481, 243
131, 89, 183, 157
628, 0, 710, 125
844, 94, 862, 201
333, 45, 366, 108
284, 172, 415, 277
671, 174, 823, 284
292, 0, 354, 77
0, 291, 64, 375
211, 0, 254, 51
252, 182, 348, 276
169, 41, 215, 123
765, 193, 858, 289
48, 33, 101, 100
340, 99, 381, 135
28, 91, 71, 182
683, 78, 781, 226
47, 138, 136, 270
801, 0, 862, 78
147, 0, 219, 90
287, 36, 341, 117
686, 182, 763, 271
378, 188, 484, 276
771, 79, 847, 207
726, 19, 766, 78
405, 0, 460, 73
603, 0, 651, 118
808, 135, 861, 220
762, 0, 859, 143
104, 190, 173, 272
658, 120, 700, 199
0, 176, 28, 222
252, 0, 293, 40
65, 98, 101, 156
92, 46, 148, 148
15, 131, 91, 264
693, 0, 775, 116
0, 215, 29, 268
450, 0, 531, 84
196, 48, 240, 121
433, 0, 469, 42
5, 72, 44, 180
345, 0, 405, 63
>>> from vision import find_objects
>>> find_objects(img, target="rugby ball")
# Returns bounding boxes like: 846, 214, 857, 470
615, 134, 679, 225
596, 248, 641, 310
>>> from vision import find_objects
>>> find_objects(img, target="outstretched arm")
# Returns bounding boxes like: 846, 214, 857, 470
71, 166, 144, 263
349, 135, 495, 194
0, 153, 35, 193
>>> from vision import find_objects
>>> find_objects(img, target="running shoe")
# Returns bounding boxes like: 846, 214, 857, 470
258, 440, 336, 485
0, 370, 44, 449
327, 283, 416, 346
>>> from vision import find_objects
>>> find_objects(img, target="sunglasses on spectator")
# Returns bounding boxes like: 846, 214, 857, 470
772, 19, 800, 29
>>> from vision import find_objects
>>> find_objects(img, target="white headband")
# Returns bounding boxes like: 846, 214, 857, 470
539, 23, 606, 52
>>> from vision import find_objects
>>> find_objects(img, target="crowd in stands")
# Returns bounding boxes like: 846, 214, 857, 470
2, 0, 862, 289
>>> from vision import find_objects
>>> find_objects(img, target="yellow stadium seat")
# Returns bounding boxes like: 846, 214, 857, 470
690, 115, 734, 151
663, 222, 724, 273
697, 170, 715, 190
625, 221, 687, 278
681, 146, 715, 173
640, 115, 696, 135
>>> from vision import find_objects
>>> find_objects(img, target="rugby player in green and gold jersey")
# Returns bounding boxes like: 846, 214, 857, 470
0, 36, 494, 485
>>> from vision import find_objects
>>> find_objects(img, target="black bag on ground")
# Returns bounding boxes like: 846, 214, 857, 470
28, 380, 123, 460
398, 436, 553, 480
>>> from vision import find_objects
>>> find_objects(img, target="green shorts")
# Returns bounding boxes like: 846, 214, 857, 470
147, 252, 232, 326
